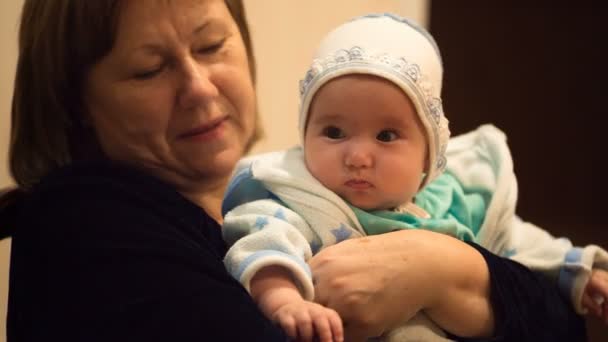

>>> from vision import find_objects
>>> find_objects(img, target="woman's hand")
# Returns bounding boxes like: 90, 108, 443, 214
308, 231, 432, 341
308, 229, 494, 341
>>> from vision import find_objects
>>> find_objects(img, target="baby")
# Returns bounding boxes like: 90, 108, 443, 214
222, 13, 608, 341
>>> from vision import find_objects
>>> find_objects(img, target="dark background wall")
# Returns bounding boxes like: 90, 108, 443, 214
429, 1, 607, 340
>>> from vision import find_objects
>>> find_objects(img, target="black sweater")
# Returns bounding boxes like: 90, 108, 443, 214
2, 161, 586, 341
5, 161, 286, 341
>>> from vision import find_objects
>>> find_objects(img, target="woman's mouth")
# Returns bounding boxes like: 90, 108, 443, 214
179, 117, 227, 141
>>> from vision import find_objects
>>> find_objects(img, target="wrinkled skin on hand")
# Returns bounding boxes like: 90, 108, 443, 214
309, 230, 493, 341
309, 231, 436, 341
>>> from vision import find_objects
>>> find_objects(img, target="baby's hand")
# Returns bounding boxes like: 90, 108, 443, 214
272, 300, 343, 342
582, 269, 608, 324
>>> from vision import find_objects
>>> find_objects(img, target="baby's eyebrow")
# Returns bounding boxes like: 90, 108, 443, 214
379, 114, 416, 130
310, 113, 347, 125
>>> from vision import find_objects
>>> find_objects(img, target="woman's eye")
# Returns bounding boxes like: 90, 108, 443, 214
322, 126, 345, 139
133, 66, 163, 80
197, 39, 226, 54
377, 130, 398, 142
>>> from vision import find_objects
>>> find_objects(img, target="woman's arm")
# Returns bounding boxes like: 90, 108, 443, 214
309, 230, 493, 340
419, 232, 494, 338
452, 242, 587, 342
309, 229, 586, 341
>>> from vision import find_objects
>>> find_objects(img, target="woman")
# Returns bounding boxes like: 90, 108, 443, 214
0, 0, 586, 341
4, 0, 282, 341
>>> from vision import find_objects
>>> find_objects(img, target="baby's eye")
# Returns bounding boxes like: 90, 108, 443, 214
376, 130, 398, 142
322, 126, 345, 139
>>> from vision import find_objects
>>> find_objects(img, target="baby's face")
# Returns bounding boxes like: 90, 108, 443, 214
304, 74, 427, 210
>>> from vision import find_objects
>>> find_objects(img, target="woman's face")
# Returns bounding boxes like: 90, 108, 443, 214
84, 0, 255, 192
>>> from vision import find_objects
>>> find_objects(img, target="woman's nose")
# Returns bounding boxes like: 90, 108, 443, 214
178, 58, 219, 110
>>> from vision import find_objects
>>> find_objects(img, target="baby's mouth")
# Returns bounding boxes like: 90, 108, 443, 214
345, 179, 373, 189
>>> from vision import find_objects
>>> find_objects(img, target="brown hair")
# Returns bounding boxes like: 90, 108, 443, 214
225, 0, 263, 153
9, 0, 260, 191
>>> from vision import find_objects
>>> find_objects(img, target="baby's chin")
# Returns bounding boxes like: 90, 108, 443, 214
345, 197, 397, 212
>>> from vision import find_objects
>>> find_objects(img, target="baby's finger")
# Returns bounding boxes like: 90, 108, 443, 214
327, 309, 344, 342
343, 324, 370, 342
590, 270, 608, 291
312, 314, 332, 342
582, 292, 601, 316
596, 277, 608, 292
277, 314, 298, 339
601, 297, 608, 325
295, 312, 314, 342
592, 293, 605, 306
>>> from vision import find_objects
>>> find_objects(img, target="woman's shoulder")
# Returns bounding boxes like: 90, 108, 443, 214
30, 160, 195, 214
34, 159, 180, 201
13, 160, 225, 257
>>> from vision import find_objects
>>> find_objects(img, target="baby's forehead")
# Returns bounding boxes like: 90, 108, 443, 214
308, 73, 419, 119
308, 105, 419, 131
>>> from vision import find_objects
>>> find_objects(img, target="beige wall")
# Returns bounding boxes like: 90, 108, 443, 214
0, 0, 21, 340
0, 0, 20, 187
0, 1, 428, 340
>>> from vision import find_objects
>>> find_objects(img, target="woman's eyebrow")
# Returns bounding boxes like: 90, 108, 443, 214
192, 21, 211, 35
129, 21, 214, 55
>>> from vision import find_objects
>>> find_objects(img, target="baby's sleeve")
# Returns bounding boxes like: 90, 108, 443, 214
506, 216, 608, 313
558, 245, 608, 313
222, 198, 320, 301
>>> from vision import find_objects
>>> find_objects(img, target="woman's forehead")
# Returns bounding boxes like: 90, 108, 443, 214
116, 0, 229, 40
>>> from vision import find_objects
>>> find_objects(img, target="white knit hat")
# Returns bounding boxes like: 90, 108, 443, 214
299, 13, 450, 188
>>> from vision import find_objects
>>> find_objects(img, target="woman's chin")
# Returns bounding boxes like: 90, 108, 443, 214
195, 148, 243, 177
